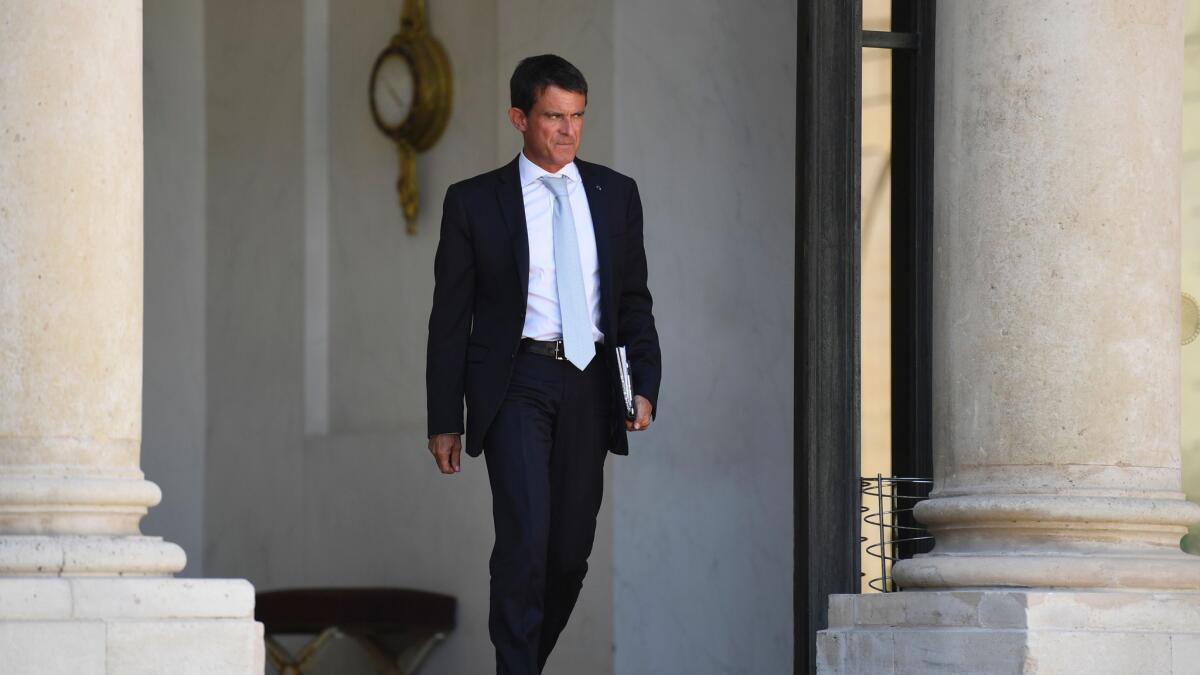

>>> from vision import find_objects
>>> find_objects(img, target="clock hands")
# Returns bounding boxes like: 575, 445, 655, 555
385, 81, 410, 109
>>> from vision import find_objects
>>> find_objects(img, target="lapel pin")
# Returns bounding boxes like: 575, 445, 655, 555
596, 185, 602, 191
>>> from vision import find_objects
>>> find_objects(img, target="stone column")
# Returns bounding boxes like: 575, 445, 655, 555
819, 2, 1200, 672
893, 0, 1200, 593
0, 3, 262, 672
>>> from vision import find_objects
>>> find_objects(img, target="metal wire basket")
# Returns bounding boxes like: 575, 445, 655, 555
860, 475, 934, 592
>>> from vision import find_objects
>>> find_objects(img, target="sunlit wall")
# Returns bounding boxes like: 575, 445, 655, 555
860, 0, 893, 592
1181, 1, 1200, 552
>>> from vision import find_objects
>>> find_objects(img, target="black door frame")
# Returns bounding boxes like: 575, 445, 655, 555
889, 0, 936, 561
795, 2, 862, 672
795, 1, 935, 671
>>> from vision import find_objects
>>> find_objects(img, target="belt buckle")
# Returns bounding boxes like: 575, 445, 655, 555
553, 340, 563, 360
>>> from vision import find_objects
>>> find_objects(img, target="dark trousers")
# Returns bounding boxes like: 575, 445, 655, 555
482, 346, 609, 675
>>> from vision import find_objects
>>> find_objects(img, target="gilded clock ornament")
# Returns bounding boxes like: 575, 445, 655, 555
369, 0, 453, 234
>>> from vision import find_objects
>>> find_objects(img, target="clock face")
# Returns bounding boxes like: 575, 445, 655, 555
372, 53, 416, 129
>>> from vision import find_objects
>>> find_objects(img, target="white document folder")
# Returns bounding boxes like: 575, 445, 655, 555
616, 346, 635, 420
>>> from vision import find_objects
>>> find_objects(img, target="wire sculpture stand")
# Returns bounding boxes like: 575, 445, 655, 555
861, 475, 933, 592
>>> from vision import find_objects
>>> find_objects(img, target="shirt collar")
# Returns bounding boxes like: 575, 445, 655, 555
518, 150, 581, 188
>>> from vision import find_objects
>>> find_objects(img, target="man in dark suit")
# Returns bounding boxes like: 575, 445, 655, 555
425, 54, 662, 674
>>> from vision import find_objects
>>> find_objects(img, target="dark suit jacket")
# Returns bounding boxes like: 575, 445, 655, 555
426, 154, 661, 457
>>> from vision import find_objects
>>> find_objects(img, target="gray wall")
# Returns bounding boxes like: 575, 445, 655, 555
204, 0, 308, 588
142, 0, 208, 579
144, 0, 795, 672
199, 1, 610, 672
611, 0, 796, 672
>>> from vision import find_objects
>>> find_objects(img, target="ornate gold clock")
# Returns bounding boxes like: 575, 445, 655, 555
369, 0, 452, 234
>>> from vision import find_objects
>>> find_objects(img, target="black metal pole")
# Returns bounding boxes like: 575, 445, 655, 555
889, 0, 936, 562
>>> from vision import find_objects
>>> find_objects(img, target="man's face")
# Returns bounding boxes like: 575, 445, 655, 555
509, 85, 586, 172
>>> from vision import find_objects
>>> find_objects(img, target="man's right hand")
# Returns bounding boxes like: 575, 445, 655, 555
428, 433, 462, 474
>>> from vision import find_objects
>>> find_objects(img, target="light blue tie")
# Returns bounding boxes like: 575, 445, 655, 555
539, 175, 594, 370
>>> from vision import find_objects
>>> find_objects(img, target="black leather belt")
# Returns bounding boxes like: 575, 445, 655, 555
519, 338, 602, 360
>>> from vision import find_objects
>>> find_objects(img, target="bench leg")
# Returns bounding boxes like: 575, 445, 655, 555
264, 627, 341, 674
352, 631, 448, 675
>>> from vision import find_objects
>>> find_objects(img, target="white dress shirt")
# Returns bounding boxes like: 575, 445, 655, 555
518, 151, 605, 344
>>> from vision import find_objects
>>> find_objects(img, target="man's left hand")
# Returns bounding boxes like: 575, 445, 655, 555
626, 395, 653, 432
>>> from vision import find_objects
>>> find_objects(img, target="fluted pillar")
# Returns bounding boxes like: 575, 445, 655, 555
891, 0, 1200, 592
0, 3, 261, 672
820, 2, 1200, 672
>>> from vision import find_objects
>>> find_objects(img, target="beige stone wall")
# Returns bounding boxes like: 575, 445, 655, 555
860, 0, 893, 592
1183, 0, 1200, 553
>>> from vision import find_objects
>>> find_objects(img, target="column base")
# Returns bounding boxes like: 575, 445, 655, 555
818, 590, 1200, 674
893, 493, 1200, 591
0, 535, 186, 576
893, 552, 1200, 592
0, 577, 264, 674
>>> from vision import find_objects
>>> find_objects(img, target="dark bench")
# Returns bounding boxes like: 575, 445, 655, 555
256, 587, 457, 674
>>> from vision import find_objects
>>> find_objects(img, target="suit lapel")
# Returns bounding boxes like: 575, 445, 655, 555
577, 159, 615, 341
496, 155, 529, 304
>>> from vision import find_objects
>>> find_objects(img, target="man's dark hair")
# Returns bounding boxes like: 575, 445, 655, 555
510, 54, 588, 115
